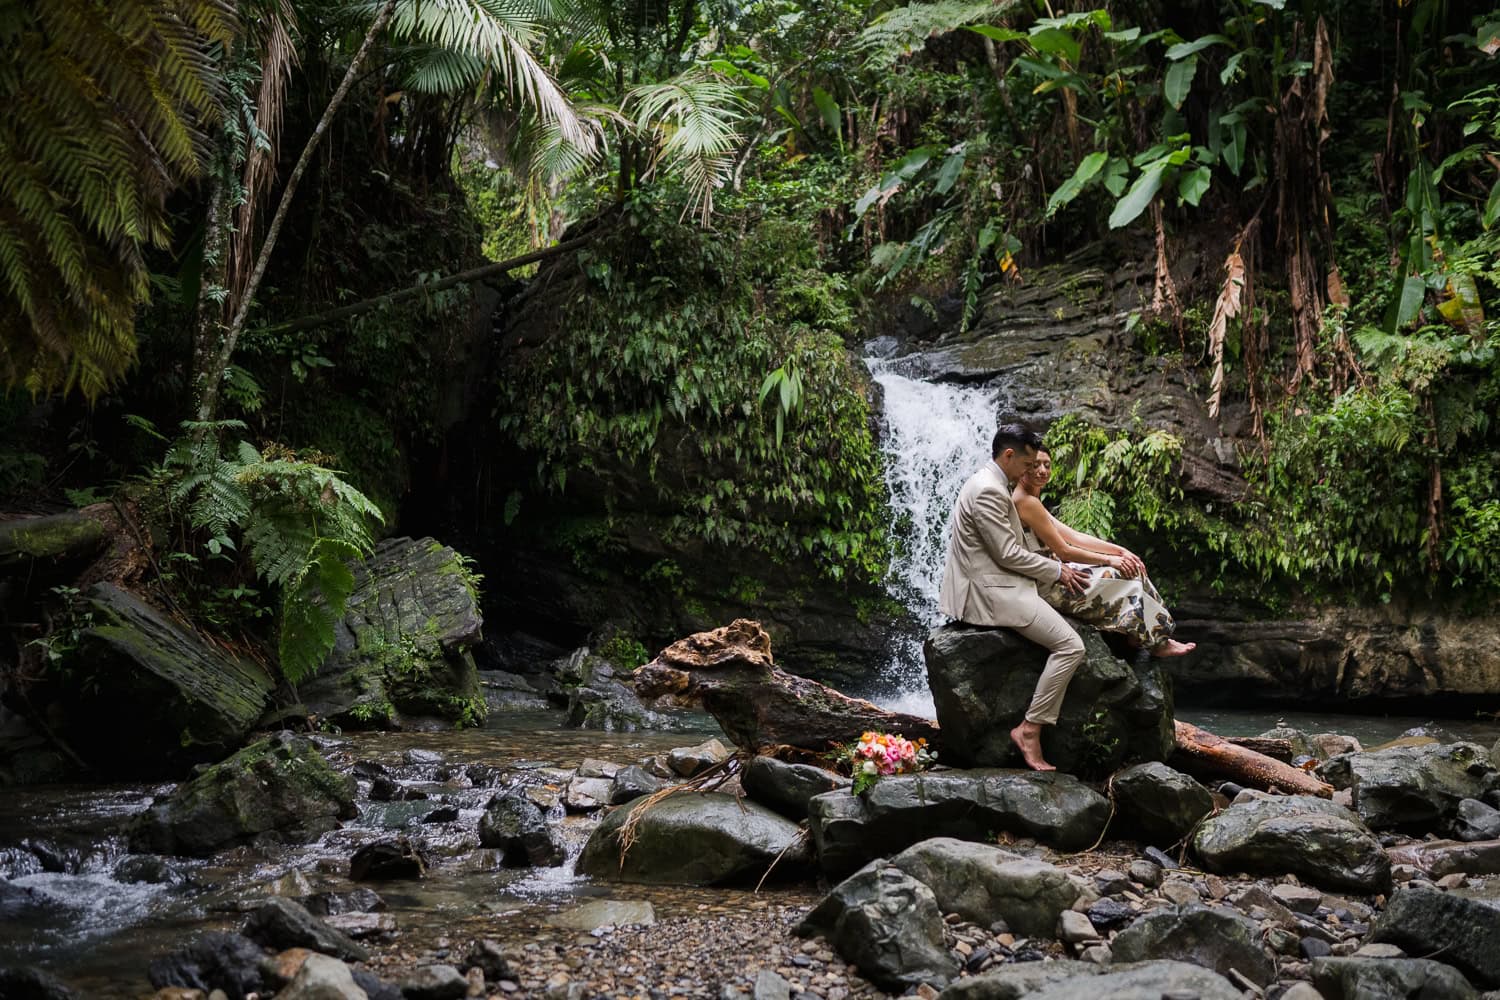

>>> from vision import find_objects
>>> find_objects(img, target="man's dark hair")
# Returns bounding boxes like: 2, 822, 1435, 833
992, 423, 1042, 458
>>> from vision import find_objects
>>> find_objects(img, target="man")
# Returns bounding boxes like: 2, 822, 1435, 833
938, 424, 1089, 771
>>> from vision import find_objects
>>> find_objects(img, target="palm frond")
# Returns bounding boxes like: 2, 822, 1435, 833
627, 72, 747, 225
857, 0, 1018, 68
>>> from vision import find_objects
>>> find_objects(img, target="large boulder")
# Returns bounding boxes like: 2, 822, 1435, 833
807, 769, 1109, 877
1192, 794, 1391, 894
1370, 886, 1500, 988
477, 792, 565, 867
1110, 903, 1275, 986
557, 648, 661, 731
1311, 956, 1478, 1000
742, 755, 850, 820
128, 732, 356, 856
797, 863, 960, 991
1111, 761, 1214, 846
577, 792, 809, 885
1318, 743, 1500, 834
63, 583, 275, 776
887, 837, 1094, 937
924, 624, 1173, 775
298, 538, 486, 729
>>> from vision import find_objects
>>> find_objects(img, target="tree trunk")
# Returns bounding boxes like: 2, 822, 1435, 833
1172, 720, 1333, 798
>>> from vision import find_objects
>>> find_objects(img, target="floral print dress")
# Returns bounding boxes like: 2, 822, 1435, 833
1024, 527, 1177, 648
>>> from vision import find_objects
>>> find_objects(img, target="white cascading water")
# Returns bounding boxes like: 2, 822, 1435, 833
865, 356, 1000, 716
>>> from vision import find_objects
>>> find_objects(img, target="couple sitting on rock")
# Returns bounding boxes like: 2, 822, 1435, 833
938, 424, 1194, 772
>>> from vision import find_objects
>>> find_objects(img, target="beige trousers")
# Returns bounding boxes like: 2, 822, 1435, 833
1013, 600, 1087, 725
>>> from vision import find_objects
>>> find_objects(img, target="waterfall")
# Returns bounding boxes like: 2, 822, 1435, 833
865, 355, 1000, 716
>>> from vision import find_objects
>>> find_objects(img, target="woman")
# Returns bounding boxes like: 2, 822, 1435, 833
1012, 449, 1195, 657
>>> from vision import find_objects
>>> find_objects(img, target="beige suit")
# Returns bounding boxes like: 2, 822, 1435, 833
938, 461, 1087, 725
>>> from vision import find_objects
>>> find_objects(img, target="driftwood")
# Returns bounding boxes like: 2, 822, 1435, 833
633, 619, 940, 752
1172, 720, 1332, 798
1223, 736, 1296, 762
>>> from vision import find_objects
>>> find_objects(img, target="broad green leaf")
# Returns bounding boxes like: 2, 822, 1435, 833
1484, 176, 1500, 229
966, 24, 1028, 42
1220, 51, 1246, 84
1479, 20, 1500, 55
1393, 274, 1427, 330
1223, 121, 1246, 175
1178, 165, 1211, 206
1103, 27, 1140, 42
933, 148, 968, 195
1102, 156, 1129, 196
812, 87, 841, 137
1014, 55, 1065, 79
1029, 28, 1080, 64
1164, 56, 1197, 109
1046, 151, 1108, 217
1034, 10, 1112, 31
1108, 162, 1168, 229
1165, 34, 1231, 60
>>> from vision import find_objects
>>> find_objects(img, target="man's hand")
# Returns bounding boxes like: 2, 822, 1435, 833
1059, 563, 1089, 595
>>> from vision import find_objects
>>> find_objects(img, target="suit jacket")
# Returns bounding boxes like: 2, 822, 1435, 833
938, 461, 1061, 628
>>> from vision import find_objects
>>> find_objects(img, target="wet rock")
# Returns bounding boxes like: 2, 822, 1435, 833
479, 670, 549, 712
419, 805, 459, 824
1192, 793, 1391, 894
751, 969, 790, 1000
564, 775, 613, 811
1370, 886, 1500, 987
668, 738, 732, 778
1312, 956, 1478, 999
1020, 960, 1243, 1000
0, 881, 43, 921
321, 912, 395, 939
924, 624, 1174, 774
937, 959, 1102, 999
608, 765, 662, 805
1319, 743, 1500, 834
114, 854, 187, 886
1452, 799, 1500, 842
397, 964, 467, 1000
742, 755, 850, 820
559, 650, 657, 731
1110, 903, 1275, 986
807, 769, 1109, 877
578, 792, 808, 885
146, 932, 267, 999
351, 970, 401, 1000
1085, 897, 1137, 932
544, 900, 656, 930
1385, 838, 1500, 878
1111, 762, 1214, 846
299, 537, 486, 730
797, 864, 959, 990
887, 837, 1094, 937
244, 897, 368, 963
0, 966, 81, 1000
128, 732, 356, 857
477, 792, 566, 867
304, 888, 384, 917
275, 953, 367, 1000
349, 837, 428, 881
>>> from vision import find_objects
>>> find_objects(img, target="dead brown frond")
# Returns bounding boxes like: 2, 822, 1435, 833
1148, 204, 1182, 336
1206, 249, 1246, 420
614, 753, 742, 870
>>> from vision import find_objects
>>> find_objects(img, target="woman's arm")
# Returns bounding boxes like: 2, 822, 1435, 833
1055, 519, 1147, 578
1013, 493, 1118, 568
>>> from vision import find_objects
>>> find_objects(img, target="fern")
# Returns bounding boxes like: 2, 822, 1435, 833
857, 0, 1019, 68
278, 537, 360, 685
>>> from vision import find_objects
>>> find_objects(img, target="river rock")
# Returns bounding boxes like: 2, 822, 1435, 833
1192, 793, 1391, 894
304, 888, 384, 917
937, 959, 1103, 999
397, 965, 467, 1000
66, 583, 275, 776
577, 792, 809, 884
276, 953, 368, 1000
1385, 839, 1500, 878
667, 738, 732, 777
1370, 886, 1500, 987
297, 537, 486, 729
1452, 798, 1500, 841
1110, 903, 1275, 986
244, 897, 368, 963
558, 649, 658, 731
477, 792, 565, 867
146, 932, 267, 998
741, 755, 850, 819
1111, 761, 1214, 846
924, 623, 1173, 774
1024, 960, 1243, 1000
797, 863, 959, 990
608, 765, 662, 804
349, 837, 427, 880
114, 854, 188, 886
128, 732, 355, 856
564, 774, 613, 811
1319, 742, 1500, 833
887, 837, 1094, 937
0, 966, 80, 1000
1311, 955, 1478, 999
807, 769, 1108, 877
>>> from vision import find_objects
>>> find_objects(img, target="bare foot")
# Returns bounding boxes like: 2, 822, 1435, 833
1150, 639, 1197, 658
1009, 724, 1056, 771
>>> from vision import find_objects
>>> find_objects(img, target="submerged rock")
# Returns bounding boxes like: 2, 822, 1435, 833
544, 899, 656, 930
798, 863, 959, 991
1111, 761, 1214, 847
1370, 886, 1500, 988
1319, 742, 1500, 834
128, 732, 355, 856
924, 624, 1173, 775
1192, 794, 1391, 894
1110, 904, 1275, 986
577, 791, 809, 885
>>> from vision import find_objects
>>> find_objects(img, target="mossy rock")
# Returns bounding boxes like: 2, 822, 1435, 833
0, 509, 106, 569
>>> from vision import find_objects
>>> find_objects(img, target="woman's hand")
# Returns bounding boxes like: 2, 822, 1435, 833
1118, 549, 1147, 578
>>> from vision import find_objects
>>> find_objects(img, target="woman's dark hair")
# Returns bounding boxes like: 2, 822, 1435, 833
991, 423, 1042, 458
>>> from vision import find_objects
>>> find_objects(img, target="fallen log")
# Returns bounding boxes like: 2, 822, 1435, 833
1172, 720, 1333, 798
633, 619, 940, 752
1223, 736, 1296, 762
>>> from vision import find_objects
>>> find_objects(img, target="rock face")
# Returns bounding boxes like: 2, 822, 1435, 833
798, 863, 959, 990
64, 583, 276, 776
1370, 886, 1500, 988
577, 792, 809, 885
298, 537, 486, 729
886, 838, 1093, 937
1192, 794, 1391, 894
742, 756, 851, 820
477, 792, 565, 867
1111, 761, 1214, 846
128, 732, 356, 856
1110, 904, 1275, 986
1319, 743, 1500, 833
924, 623, 1173, 775
1311, 956, 1478, 1000
808, 770, 1109, 878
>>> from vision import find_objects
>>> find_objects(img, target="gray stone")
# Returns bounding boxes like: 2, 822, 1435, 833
1058, 910, 1097, 943
742, 756, 850, 820
559, 650, 659, 732
299, 537, 486, 729
1128, 859, 1162, 887
798, 864, 959, 990
807, 769, 1109, 877
1312, 956, 1478, 1000
544, 900, 655, 930
244, 896, 369, 963
887, 837, 1094, 937
1085, 897, 1137, 931
563, 775, 614, 811
668, 739, 732, 777
577, 792, 809, 885
924, 624, 1174, 775
1023, 960, 1242, 1000
1110, 904, 1275, 986
576, 758, 619, 779
1111, 762, 1215, 847
1311, 733, 1364, 759
349, 837, 427, 880
937, 960, 1103, 999
1273, 884, 1324, 914
478, 793, 565, 867
128, 732, 355, 856
608, 765, 662, 805
1279, 984, 1325, 1000
397, 964, 468, 1000
1319, 743, 1500, 833
1160, 880, 1200, 906
1371, 886, 1500, 987
751, 969, 791, 1000
322, 912, 396, 939
1192, 793, 1391, 894
1453, 799, 1500, 842
276, 954, 368, 1000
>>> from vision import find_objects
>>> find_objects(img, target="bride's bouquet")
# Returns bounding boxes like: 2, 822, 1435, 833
832, 731, 937, 794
